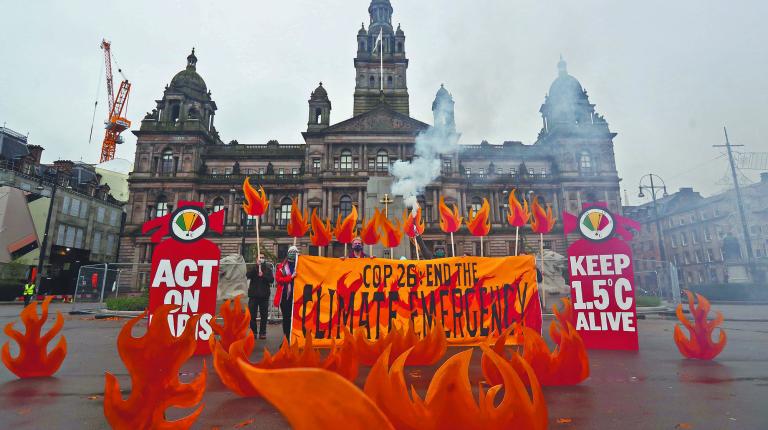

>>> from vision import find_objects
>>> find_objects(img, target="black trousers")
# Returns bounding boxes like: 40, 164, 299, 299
280, 299, 292, 342
23, 294, 32, 307
248, 297, 269, 336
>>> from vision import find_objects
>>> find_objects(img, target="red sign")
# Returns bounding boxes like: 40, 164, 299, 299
563, 203, 641, 351
142, 201, 225, 355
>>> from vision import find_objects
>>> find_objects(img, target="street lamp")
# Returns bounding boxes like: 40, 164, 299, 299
638, 173, 668, 262
231, 187, 247, 257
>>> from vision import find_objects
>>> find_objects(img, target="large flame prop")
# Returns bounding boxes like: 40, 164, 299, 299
343, 320, 447, 366
466, 198, 491, 256
104, 305, 206, 429
438, 196, 462, 257
507, 189, 531, 255
242, 177, 270, 259
482, 319, 589, 387
213, 333, 359, 397
286, 197, 310, 245
309, 208, 332, 256
360, 209, 381, 255
334, 205, 358, 255
403, 207, 425, 238
210, 295, 251, 352
529, 195, 556, 307
2, 296, 67, 378
236, 345, 547, 430
674, 290, 727, 360
377, 210, 404, 253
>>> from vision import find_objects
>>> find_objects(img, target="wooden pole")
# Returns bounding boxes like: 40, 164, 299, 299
515, 226, 519, 256
480, 236, 484, 257
539, 233, 545, 309
255, 217, 261, 262
450, 232, 455, 257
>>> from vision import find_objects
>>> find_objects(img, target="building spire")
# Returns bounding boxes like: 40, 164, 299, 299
557, 55, 567, 77
187, 47, 198, 70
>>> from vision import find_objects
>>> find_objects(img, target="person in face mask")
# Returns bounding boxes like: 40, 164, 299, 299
246, 253, 274, 340
347, 237, 367, 259
275, 246, 300, 341
434, 248, 446, 259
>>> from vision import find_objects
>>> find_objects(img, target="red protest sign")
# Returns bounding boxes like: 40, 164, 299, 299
142, 201, 225, 355
563, 204, 641, 351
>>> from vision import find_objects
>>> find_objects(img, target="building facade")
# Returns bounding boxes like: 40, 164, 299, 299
120, 0, 622, 287
625, 175, 768, 288
0, 128, 125, 294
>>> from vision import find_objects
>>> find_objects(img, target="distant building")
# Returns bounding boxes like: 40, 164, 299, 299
121, 0, 623, 289
624, 173, 768, 287
0, 127, 126, 294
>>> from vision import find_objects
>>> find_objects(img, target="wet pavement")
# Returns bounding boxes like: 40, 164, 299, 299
0, 302, 766, 429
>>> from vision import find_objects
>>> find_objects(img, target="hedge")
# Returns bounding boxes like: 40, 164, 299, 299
106, 295, 149, 311
684, 283, 768, 301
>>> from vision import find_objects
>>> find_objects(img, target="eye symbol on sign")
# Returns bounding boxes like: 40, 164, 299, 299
578, 207, 615, 242
169, 207, 209, 242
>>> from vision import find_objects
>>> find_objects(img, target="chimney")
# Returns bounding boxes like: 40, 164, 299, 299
26, 145, 44, 164
52, 160, 74, 174
679, 187, 694, 194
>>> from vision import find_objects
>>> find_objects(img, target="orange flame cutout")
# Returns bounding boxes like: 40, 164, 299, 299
550, 297, 575, 345
507, 188, 531, 227
482, 320, 589, 387
242, 177, 269, 216
212, 335, 259, 397
402, 207, 425, 239
343, 320, 447, 366
377, 210, 403, 249
530, 196, 556, 233
2, 296, 67, 378
360, 209, 381, 246
438, 196, 462, 233
309, 208, 332, 247
236, 345, 547, 430
674, 290, 727, 360
286, 197, 310, 238
466, 198, 491, 237
334, 205, 358, 244
104, 305, 206, 429
210, 295, 251, 352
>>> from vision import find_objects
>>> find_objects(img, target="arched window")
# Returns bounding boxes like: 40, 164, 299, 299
212, 197, 225, 213
359, 41, 366, 52
156, 195, 169, 218
369, 76, 375, 88
397, 42, 403, 53
340, 150, 352, 171
315, 108, 322, 124
276, 197, 292, 226
579, 151, 592, 173
160, 149, 174, 175
339, 195, 353, 219
376, 150, 389, 172
170, 104, 180, 122
387, 76, 393, 88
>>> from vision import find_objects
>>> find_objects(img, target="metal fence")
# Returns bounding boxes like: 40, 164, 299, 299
633, 258, 681, 305
71, 261, 284, 321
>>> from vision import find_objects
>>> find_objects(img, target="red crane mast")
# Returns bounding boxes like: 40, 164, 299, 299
99, 39, 131, 163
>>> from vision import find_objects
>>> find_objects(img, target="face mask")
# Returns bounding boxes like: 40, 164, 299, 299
353, 244, 363, 252
435, 252, 445, 258
258, 258, 265, 264
287, 253, 297, 262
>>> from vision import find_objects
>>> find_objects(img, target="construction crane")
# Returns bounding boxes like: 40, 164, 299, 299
99, 39, 131, 163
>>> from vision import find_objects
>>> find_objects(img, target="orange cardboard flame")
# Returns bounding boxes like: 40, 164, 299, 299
1, 296, 67, 378
309, 208, 332, 247
530, 196, 556, 234
214, 333, 359, 397
507, 188, 531, 227
438, 196, 462, 233
343, 320, 447, 366
377, 210, 403, 249
104, 305, 206, 429
237, 345, 547, 430
242, 177, 269, 217
334, 205, 358, 244
483, 321, 589, 387
286, 197, 310, 238
466, 198, 491, 237
550, 297, 574, 345
403, 207, 425, 238
360, 209, 381, 246
674, 290, 727, 360
210, 295, 251, 352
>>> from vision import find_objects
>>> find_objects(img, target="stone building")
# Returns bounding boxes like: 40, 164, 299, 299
625, 174, 768, 288
120, 0, 622, 287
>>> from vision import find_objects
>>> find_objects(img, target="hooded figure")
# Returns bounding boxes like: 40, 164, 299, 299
275, 246, 300, 341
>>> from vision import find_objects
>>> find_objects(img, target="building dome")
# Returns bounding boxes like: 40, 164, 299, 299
547, 57, 585, 102
169, 48, 208, 97
358, 23, 367, 35
310, 82, 328, 100
395, 23, 404, 36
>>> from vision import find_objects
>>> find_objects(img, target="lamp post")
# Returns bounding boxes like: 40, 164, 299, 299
35, 169, 62, 293
638, 174, 668, 262
231, 187, 247, 257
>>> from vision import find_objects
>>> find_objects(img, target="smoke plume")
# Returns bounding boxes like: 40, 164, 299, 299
390, 92, 458, 209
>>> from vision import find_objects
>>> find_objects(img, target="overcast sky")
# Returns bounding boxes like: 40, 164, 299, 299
1, 0, 766, 203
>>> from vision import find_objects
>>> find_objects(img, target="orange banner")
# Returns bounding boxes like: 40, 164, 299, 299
291, 256, 542, 346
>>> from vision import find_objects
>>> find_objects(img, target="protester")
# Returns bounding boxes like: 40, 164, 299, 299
275, 246, 300, 341
434, 248, 446, 258
22, 281, 35, 307
245, 253, 274, 340
347, 237, 367, 258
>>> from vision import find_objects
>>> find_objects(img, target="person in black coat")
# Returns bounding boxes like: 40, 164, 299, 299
245, 253, 274, 339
